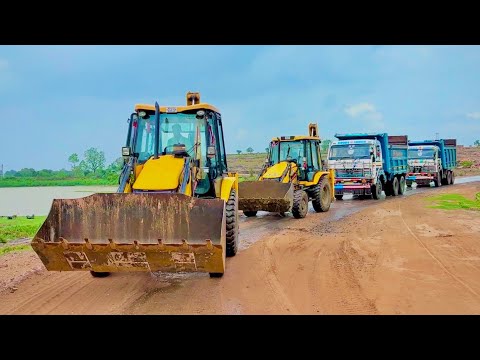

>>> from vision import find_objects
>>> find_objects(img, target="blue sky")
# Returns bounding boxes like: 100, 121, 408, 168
0, 45, 479, 171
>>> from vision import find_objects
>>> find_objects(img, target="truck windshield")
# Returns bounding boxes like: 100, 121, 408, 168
134, 113, 208, 163
329, 144, 371, 160
270, 140, 304, 164
408, 148, 435, 159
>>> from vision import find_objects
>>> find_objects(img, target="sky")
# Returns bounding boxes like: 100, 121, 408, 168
0, 45, 479, 171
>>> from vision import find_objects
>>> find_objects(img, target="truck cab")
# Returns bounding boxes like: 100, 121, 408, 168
406, 139, 456, 187
328, 133, 408, 200
328, 139, 383, 199
406, 145, 440, 187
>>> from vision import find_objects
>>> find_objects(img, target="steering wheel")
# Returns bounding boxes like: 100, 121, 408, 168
163, 145, 175, 153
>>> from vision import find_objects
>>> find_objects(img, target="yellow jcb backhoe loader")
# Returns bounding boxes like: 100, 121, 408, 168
31, 92, 239, 278
239, 123, 335, 218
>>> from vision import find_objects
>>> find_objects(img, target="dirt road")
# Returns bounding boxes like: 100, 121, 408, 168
1, 180, 479, 314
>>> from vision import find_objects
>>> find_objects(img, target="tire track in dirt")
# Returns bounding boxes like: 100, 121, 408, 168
397, 202, 480, 299
326, 239, 378, 314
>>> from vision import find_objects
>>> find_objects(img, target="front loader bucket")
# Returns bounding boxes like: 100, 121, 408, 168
238, 181, 294, 213
31, 193, 226, 274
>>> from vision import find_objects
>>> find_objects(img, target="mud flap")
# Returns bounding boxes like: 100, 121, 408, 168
31, 193, 226, 274
238, 181, 294, 213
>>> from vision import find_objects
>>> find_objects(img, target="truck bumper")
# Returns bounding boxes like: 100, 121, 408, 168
406, 174, 433, 185
334, 183, 372, 195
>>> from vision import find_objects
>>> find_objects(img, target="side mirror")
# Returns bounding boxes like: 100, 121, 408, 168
122, 146, 131, 157
207, 146, 216, 158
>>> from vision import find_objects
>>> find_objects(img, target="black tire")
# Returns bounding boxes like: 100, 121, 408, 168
243, 210, 257, 217
292, 190, 308, 219
406, 182, 412, 188
392, 177, 399, 196
372, 181, 382, 200
90, 271, 110, 278
209, 272, 224, 278
441, 173, 448, 185
451, 171, 455, 184
398, 176, 406, 195
335, 195, 343, 200
384, 180, 392, 196
434, 172, 442, 187
447, 171, 452, 185
226, 189, 238, 257
312, 176, 332, 212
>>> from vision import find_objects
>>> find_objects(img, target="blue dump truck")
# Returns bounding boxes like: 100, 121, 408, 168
328, 133, 408, 200
406, 139, 457, 187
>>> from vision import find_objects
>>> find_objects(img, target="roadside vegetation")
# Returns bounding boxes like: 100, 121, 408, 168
0, 216, 46, 243
427, 192, 480, 211
2, 141, 479, 188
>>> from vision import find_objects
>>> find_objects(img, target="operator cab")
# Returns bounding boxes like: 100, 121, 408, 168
121, 93, 228, 197
268, 137, 324, 182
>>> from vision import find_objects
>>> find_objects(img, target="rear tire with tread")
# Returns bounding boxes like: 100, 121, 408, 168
292, 190, 308, 219
226, 189, 238, 257
312, 176, 332, 212
398, 176, 406, 195
392, 177, 399, 196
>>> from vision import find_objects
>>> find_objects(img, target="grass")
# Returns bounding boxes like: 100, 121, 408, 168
0, 177, 117, 188
0, 244, 32, 256
460, 160, 474, 168
0, 216, 46, 243
426, 192, 480, 211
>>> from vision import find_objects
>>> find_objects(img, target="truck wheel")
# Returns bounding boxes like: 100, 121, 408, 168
441, 172, 448, 185
434, 172, 442, 187
292, 190, 308, 219
243, 210, 257, 217
450, 171, 455, 184
384, 181, 392, 196
90, 271, 110, 278
312, 176, 332, 212
398, 176, 406, 195
226, 189, 238, 257
392, 177, 400, 196
447, 171, 452, 185
406, 181, 412, 188
372, 182, 382, 200
335, 195, 343, 200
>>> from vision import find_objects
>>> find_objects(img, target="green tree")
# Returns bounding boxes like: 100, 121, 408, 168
246, 147, 254, 153
265, 147, 269, 153
18, 168, 37, 177
236, 150, 242, 154
321, 139, 332, 153
107, 157, 124, 173
474, 140, 480, 147
83, 148, 106, 173
68, 153, 80, 170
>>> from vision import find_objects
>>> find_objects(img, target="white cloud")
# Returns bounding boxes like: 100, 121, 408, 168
467, 112, 480, 120
345, 102, 376, 117
344, 102, 385, 131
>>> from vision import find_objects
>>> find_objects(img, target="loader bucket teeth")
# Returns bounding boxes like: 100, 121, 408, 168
31, 193, 226, 274
238, 181, 294, 213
